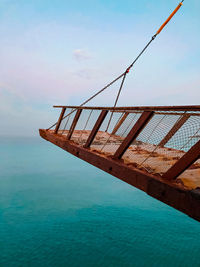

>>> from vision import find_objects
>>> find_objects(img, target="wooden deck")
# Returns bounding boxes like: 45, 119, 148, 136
60, 129, 200, 190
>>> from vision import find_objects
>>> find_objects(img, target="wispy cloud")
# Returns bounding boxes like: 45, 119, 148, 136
73, 49, 92, 61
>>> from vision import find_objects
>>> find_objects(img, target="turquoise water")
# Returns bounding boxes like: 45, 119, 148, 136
1, 137, 200, 267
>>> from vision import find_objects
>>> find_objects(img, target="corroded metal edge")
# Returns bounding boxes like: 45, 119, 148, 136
39, 129, 200, 222
53, 105, 200, 111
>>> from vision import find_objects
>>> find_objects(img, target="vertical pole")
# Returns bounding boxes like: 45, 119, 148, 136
84, 110, 108, 148
67, 109, 82, 140
54, 107, 66, 134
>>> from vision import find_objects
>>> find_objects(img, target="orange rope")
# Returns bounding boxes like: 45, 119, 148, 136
156, 2, 183, 35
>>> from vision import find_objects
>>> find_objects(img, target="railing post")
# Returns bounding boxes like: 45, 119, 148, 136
84, 110, 108, 148
67, 109, 82, 140
113, 111, 154, 159
112, 112, 129, 135
162, 139, 200, 180
54, 107, 66, 134
159, 114, 190, 147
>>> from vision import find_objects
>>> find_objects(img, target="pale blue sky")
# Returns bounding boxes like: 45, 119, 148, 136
0, 0, 199, 136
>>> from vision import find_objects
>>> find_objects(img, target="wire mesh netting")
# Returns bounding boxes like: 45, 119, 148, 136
121, 111, 200, 176
54, 107, 200, 186
115, 112, 142, 137
71, 109, 101, 145
90, 111, 141, 155
90, 111, 124, 154
165, 114, 200, 152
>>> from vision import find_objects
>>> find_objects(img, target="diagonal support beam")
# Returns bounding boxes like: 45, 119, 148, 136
113, 111, 154, 159
159, 114, 190, 147
163, 139, 200, 180
112, 112, 129, 135
54, 107, 66, 134
67, 109, 82, 140
84, 110, 108, 148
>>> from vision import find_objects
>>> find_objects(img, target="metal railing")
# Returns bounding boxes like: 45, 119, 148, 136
49, 105, 200, 186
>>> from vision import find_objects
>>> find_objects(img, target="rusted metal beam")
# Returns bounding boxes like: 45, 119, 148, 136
53, 105, 200, 112
159, 114, 190, 147
163, 139, 200, 180
39, 129, 200, 223
67, 109, 82, 140
117, 111, 200, 117
84, 110, 108, 148
54, 107, 66, 134
113, 111, 154, 159
52, 106, 200, 117
112, 112, 129, 135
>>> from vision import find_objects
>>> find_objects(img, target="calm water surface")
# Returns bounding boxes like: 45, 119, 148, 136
0, 137, 200, 267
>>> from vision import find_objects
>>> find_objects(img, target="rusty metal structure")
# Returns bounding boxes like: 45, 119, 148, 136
39, 2, 200, 221
40, 105, 200, 222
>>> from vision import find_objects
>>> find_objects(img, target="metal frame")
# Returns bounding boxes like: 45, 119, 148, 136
54, 107, 66, 134
53, 105, 200, 112
66, 109, 82, 140
40, 129, 200, 222
40, 105, 200, 222
163, 140, 200, 180
84, 110, 108, 148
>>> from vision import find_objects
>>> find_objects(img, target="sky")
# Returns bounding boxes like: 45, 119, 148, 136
0, 0, 199, 136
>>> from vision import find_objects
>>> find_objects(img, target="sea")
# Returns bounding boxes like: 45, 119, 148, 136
0, 136, 200, 267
